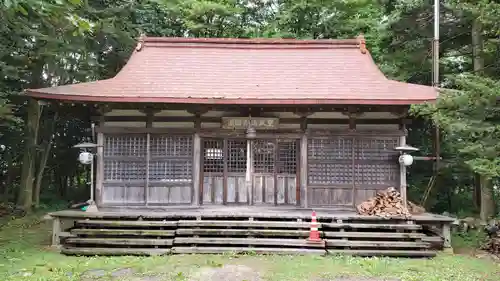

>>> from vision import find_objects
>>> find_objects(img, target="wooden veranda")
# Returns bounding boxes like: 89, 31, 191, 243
48, 207, 453, 257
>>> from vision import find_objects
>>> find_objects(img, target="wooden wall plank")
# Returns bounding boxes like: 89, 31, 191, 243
237, 176, 247, 203
170, 186, 182, 204
286, 176, 297, 205
148, 186, 169, 204
202, 176, 214, 203
214, 177, 224, 204
253, 176, 263, 204
265, 175, 275, 203
227, 176, 237, 203
102, 185, 125, 204
355, 189, 377, 205
277, 177, 286, 204
309, 187, 353, 207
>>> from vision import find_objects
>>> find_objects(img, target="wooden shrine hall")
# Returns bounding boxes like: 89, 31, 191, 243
28, 36, 454, 257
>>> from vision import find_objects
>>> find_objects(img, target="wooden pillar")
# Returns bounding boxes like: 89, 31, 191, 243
442, 223, 452, 251
399, 124, 408, 208
245, 139, 252, 205
96, 132, 104, 206
300, 116, 308, 208
191, 111, 204, 206
192, 133, 201, 206
51, 216, 61, 248
95, 104, 110, 207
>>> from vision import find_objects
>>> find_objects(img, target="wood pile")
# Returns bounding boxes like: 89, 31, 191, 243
481, 224, 500, 256
482, 238, 500, 256
356, 187, 412, 218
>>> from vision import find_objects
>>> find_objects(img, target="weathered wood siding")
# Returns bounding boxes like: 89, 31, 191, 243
307, 135, 400, 207
98, 107, 406, 208
200, 138, 298, 205
102, 134, 147, 204
101, 134, 193, 205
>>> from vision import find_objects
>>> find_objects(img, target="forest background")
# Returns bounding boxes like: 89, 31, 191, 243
1, 0, 500, 221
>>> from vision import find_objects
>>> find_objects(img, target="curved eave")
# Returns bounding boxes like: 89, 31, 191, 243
26, 90, 436, 105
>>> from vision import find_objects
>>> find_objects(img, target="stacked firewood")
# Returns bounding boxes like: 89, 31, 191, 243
356, 187, 412, 218
481, 223, 500, 256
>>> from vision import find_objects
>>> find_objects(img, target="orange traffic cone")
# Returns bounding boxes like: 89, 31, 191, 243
307, 211, 322, 243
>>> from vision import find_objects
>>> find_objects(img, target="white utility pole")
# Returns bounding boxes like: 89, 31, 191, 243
433, 0, 441, 172
433, 0, 439, 87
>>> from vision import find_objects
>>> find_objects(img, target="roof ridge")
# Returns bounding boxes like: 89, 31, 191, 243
141, 36, 360, 45
135, 36, 368, 53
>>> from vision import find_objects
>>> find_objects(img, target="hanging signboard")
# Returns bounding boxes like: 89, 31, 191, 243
221, 117, 279, 129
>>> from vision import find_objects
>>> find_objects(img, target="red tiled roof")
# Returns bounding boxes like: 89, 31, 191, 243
26, 36, 437, 105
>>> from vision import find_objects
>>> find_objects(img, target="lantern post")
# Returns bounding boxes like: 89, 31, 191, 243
74, 142, 101, 212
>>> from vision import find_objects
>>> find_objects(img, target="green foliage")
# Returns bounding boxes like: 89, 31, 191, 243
452, 229, 488, 250
414, 75, 500, 178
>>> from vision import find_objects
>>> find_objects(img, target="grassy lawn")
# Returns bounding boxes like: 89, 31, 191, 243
0, 215, 499, 281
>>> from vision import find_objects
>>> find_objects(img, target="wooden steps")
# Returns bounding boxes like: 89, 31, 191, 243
324, 231, 425, 239
62, 247, 170, 256
75, 220, 177, 228
59, 216, 442, 257
172, 247, 325, 255
322, 223, 422, 231
71, 229, 175, 237
326, 240, 429, 249
177, 220, 310, 228
174, 219, 322, 254
322, 220, 430, 253
66, 237, 173, 246
176, 228, 310, 237
174, 237, 324, 247
328, 249, 436, 257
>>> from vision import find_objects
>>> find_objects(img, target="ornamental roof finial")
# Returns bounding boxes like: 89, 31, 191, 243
136, 33, 146, 52
357, 33, 367, 54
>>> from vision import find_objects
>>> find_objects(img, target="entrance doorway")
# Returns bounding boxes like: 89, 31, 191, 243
201, 138, 299, 205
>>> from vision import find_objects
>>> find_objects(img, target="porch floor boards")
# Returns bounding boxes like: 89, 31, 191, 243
51, 206, 454, 222
51, 207, 452, 257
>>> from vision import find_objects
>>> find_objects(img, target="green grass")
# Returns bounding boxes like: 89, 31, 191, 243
452, 230, 488, 250
0, 215, 499, 281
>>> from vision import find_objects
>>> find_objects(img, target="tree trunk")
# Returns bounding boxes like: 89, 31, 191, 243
33, 112, 58, 207
473, 174, 481, 209
472, 19, 484, 74
17, 98, 41, 210
472, 18, 495, 221
480, 176, 495, 221
472, 18, 483, 211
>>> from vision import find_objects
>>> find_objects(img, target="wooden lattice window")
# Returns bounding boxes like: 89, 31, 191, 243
253, 140, 275, 173
228, 140, 246, 173
149, 135, 193, 183
203, 139, 224, 173
276, 140, 298, 174
354, 138, 399, 186
103, 135, 147, 182
307, 137, 354, 185
202, 139, 247, 174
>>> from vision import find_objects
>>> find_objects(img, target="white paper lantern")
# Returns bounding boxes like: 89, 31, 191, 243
399, 154, 414, 166
78, 151, 93, 165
